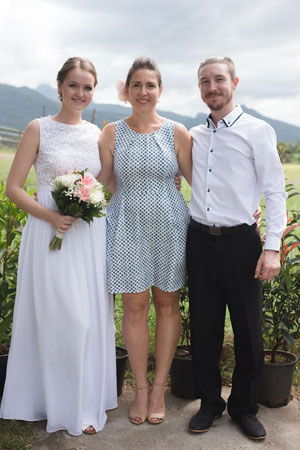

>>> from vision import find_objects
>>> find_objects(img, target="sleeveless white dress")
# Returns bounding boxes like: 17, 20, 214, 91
0, 116, 117, 435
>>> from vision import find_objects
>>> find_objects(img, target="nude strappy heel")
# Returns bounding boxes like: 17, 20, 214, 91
129, 384, 149, 425
147, 382, 166, 425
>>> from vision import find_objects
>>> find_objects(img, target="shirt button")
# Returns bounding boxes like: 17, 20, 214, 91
210, 149, 213, 153
209, 169, 212, 172
213, 130, 216, 133
207, 188, 210, 192
207, 207, 210, 211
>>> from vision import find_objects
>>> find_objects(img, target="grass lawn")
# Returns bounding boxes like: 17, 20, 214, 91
284, 163, 300, 189
0, 419, 34, 449
0, 153, 14, 181
0, 149, 36, 189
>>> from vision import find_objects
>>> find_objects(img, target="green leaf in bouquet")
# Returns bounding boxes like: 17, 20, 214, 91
79, 169, 88, 178
66, 203, 84, 217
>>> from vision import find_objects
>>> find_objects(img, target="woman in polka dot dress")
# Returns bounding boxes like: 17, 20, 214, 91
99, 57, 192, 425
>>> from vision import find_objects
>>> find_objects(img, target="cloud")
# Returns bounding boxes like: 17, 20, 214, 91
1, 0, 300, 126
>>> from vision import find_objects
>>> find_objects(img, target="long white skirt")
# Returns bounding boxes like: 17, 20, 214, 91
0, 189, 117, 435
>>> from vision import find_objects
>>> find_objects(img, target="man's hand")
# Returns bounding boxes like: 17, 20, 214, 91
253, 206, 262, 227
254, 250, 280, 280
174, 174, 182, 191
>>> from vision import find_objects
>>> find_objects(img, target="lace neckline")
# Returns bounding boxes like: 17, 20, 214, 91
49, 116, 88, 128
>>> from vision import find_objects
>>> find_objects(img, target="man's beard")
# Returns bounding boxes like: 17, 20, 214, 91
205, 91, 233, 111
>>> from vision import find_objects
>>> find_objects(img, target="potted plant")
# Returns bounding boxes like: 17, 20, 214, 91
259, 193, 300, 407
169, 279, 197, 399
0, 181, 29, 396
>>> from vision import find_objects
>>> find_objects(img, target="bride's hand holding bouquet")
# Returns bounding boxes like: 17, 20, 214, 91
49, 169, 106, 250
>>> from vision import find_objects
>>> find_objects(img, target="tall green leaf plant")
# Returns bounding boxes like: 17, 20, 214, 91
262, 184, 300, 363
0, 181, 30, 353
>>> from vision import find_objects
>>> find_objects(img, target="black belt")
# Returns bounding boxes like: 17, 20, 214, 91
189, 218, 256, 236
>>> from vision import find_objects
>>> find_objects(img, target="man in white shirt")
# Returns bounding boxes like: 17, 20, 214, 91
187, 56, 287, 440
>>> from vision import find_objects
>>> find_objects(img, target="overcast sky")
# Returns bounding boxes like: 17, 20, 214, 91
1, 0, 300, 126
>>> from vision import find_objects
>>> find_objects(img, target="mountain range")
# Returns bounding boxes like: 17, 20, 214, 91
0, 83, 299, 143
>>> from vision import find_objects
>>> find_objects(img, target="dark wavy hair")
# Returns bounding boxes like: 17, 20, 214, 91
125, 57, 162, 87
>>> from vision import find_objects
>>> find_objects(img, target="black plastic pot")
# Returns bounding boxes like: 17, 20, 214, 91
170, 345, 197, 399
258, 350, 298, 408
0, 354, 8, 397
116, 346, 128, 397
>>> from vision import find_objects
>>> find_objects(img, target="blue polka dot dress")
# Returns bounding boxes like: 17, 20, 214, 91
106, 119, 189, 293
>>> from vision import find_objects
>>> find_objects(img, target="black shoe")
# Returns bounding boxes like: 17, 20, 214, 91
188, 407, 223, 433
233, 414, 266, 440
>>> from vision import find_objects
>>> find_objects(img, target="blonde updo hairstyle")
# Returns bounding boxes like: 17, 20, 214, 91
57, 57, 98, 102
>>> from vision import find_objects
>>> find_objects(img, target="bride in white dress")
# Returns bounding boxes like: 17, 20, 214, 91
0, 57, 117, 435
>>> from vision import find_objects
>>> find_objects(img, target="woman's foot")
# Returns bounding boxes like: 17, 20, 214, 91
147, 382, 166, 424
129, 384, 149, 425
82, 425, 96, 435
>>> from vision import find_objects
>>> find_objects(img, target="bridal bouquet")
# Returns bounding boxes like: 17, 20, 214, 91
49, 169, 106, 251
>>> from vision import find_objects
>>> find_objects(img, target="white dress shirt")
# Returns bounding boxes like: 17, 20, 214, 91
190, 105, 287, 251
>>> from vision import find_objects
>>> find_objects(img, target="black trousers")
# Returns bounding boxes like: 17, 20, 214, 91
186, 222, 264, 417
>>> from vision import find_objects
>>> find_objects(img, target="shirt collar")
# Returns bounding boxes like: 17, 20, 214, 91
206, 105, 244, 128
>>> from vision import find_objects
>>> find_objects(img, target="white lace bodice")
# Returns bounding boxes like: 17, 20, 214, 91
34, 116, 101, 188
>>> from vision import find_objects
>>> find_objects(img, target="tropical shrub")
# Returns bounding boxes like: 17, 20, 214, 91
0, 181, 30, 351
262, 186, 300, 363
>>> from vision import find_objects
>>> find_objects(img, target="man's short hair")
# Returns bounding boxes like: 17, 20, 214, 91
197, 56, 236, 81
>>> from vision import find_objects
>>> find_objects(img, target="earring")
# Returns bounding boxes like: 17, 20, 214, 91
58, 92, 62, 101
